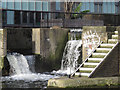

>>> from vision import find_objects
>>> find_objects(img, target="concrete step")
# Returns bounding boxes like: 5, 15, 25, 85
112, 35, 118, 39
83, 65, 96, 68
80, 67, 94, 71
88, 58, 103, 61
88, 58, 103, 63
108, 39, 118, 44
96, 48, 111, 53
84, 62, 99, 66
115, 31, 118, 35
81, 73, 90, 77
92, 53, 107, 58
100, 43, 115, 48
75, 72, 81, 76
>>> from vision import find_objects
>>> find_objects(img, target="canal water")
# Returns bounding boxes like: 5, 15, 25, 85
1, 53, 59, 89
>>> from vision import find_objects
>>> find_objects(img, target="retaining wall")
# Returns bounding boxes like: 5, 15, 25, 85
32, 28, 69, 72
7, 28, 32, 54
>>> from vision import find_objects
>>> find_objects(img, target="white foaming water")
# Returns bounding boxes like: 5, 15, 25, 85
25, 55, 35, 73
7, 53, 31, 75
53, 29, 82, 75
2, 73, 58, 82
53, 40, 82, 75
61, 40, 82, 70
4, 53, 58, 82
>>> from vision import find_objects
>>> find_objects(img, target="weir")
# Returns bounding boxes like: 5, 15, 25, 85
2, 53, 58, 85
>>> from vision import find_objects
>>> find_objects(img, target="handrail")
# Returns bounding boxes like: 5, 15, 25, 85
71, 41, 103, 77
88, 42, 119, 77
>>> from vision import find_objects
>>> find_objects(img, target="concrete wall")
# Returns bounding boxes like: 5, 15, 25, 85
7, 28, 32, 54
32, 28, 69, 72
0, 29, 7, 71
82, 26, 108, 61
90, 43, 119, 78
116, 26, 120, 75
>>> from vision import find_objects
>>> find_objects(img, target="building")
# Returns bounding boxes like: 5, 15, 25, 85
1, 0, 120, 28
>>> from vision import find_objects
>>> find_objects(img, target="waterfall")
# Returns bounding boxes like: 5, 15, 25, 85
7, 53, 31, 75
61, 40, 82, 71
6, 53, 58, 82
25, 55, 35, 73
53, 29, 82, 75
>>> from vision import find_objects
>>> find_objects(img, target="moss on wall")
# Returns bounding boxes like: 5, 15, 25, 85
33, 28, 69, 72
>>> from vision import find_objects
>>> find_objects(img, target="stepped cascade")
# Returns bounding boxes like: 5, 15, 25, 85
71, 31, 119, 77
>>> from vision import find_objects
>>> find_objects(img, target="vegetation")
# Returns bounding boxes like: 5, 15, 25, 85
64, 2, 90, 19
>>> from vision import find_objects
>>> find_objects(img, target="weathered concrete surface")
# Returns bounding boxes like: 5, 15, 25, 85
82, 26, 119, 61
116, 26, 120, 75
48, 77, 119, 88
0, 29, 7, 71
0, 29, 7, 56
82, 26, 108, 61
90, 42, 119, 77
32, 28, 69, 72
7, 28, 32, 54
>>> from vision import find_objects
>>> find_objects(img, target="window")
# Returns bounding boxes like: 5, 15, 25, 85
29, 12, 34, 24
56, 0, 60, 10
2, 0, 7, 9
42, 13, 47, 20
15, 0, 21, 10
115, 2, 119, 14
22, 1, 28, 10
14, 11, 21, 24
2, 11, 7, 25
22, 12, 27, 23
36, 12, 41, 25
42, 2, 48, 11
7, 1, 14, 9
36, 1, 42, 11
7, 11, 14, 24
29, 2, 35, 11
94, 3, 103, 13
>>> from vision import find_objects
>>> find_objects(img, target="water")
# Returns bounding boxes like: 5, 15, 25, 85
1, 53, 59, 89
25, 55, 35, 73
53, 29, 82, 75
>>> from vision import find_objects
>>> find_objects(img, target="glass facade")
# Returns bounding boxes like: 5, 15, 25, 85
2, 0, 50, 11
79, 2, 118, 14
1, 0, 120, 27
15, 1, 21, 10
